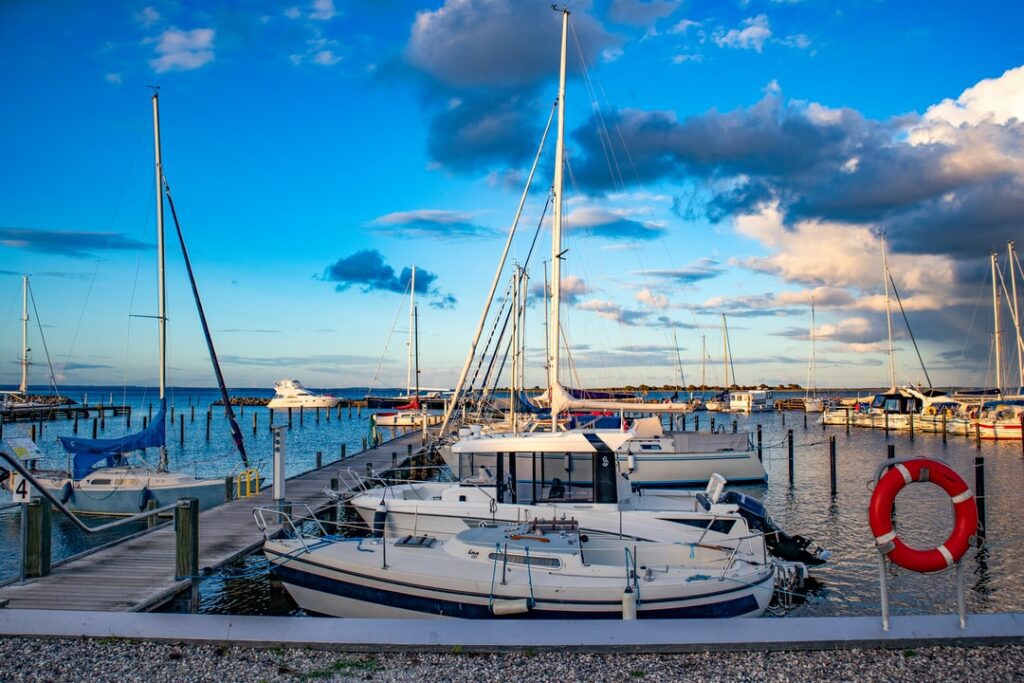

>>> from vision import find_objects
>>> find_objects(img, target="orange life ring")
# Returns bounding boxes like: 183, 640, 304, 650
868, 458, 978, 573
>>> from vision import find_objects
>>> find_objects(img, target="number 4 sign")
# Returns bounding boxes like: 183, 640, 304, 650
10, 473, 30, 504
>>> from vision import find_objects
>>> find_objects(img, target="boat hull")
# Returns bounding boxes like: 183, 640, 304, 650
35, 475, 226, 516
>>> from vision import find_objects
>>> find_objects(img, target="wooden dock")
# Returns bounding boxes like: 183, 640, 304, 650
0, 431, 426, 612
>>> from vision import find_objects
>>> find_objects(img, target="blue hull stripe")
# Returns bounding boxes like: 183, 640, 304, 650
272, 564, 763, 619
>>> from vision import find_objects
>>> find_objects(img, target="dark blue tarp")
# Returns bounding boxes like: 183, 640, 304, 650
516, 392, 548, 415
59, 404, 166, 479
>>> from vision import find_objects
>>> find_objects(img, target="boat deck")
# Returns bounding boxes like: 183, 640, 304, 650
0, 431, 425, 612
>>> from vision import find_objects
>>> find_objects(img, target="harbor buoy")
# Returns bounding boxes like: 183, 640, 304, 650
869, 458, 978, 573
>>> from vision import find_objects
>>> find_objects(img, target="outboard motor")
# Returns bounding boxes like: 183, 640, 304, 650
720, 491, 830, 566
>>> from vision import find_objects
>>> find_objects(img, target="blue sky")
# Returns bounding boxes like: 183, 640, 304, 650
2, 0, 1024, 391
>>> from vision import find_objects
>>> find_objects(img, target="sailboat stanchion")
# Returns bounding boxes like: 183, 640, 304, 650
878, 551, 890, 632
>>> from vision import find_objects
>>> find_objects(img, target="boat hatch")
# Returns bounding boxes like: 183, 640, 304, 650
487, 552, 561, 569
395, 535, 437, 548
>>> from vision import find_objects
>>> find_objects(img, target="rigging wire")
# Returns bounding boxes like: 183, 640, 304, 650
366, 278, 412, 395
886, 270, 932, 388
26, 279, 60, 395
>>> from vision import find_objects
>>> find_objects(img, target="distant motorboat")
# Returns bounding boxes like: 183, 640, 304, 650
267, 379, 341, 410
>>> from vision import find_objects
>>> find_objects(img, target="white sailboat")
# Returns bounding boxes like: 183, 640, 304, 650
33, 92, 231, 515
438, 8, 764, 486
803, 299, 824, 413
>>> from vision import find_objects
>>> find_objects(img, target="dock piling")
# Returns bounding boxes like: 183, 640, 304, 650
756, 425, 762, 461
22, 497, 52, 579
976, 456, 987, 540
694, 415, 700, 431
29, 424, 36, 443
179, 418, 184, 448
732, 420, 737, 434
288, 407, 293, 430
909, 412, 914, 441
787, 429, 794, 486
191, 406, 195, 423
943, 413, 947, 444
143, 416, 148, 430
886, 444, 895, 471
362, 436, 368, 451
976, 421, 982, 449
300, 406, 304, 426
316, 407, 320, 424
174, 498, 200, 581
392, 452, 397, 468
225, 476, 234, 502
206, 411, 211, 441
252, 413, 257, 434
316, 451, 322, 469
146, 499, 158, 529
710, 416, 715, 432
126, 407, 131, 429
829, 435, 837, 496
804, 412, 808, 429
92, 418, 97, 440
341, 444, 347, 460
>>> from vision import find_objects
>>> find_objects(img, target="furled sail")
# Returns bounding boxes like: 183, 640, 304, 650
59, 405, 166, 478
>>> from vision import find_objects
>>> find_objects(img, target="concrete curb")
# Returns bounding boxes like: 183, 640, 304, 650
1, 610, 1023, 652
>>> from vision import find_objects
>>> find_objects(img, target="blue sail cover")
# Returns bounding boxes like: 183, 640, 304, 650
59, 405, 166, 479
516, 392, 548, 415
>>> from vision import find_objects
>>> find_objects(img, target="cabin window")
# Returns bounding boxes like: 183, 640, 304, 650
665, 517, 737, 534
90, 479, 112, 485
487, 552, 561, 569
639, 444, 662, 451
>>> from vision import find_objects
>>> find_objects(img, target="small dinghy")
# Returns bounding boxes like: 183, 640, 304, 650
263, 518, 775, 619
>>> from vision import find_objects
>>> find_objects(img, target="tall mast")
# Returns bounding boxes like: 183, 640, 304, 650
701, 334, 706, 387
152, 90, 168, 471
992, 251, 1003, 394
548, 7, 570, 431
413, 303, 420, 399
1010, 241, 1022, 391
19, 275, 28, 395
510, 267, 519, 434
406, 265, 416, 397
672, 329, 683, 390
881, 234, 896, 390
721, 314, 729, 388
808, 298, 817, 398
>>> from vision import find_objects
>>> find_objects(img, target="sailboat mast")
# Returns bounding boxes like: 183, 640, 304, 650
549, 7, 569, 431
721, 314, 729, 388
810, 299, 817, 396
701, 334, 706, 387
1010, 241, 1022, 391
881, 235, 896, 389
407, 265, 416, 397
413, 303, 420, 399
19, 275, 28, 394
510, 267, 519, 434
672, 329, 683, 389
992, 251, 1003, 394
152, 91, 168, 470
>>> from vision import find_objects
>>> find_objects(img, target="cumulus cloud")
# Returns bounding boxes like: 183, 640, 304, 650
149, 28, 215, 73
713, 15, 771, 52
368, 210, 497, 239
402, 0, 617, 173
530, 276, 596, 305
320, 249, 437, 294
0, 227, 148, 257
608, 0, 682, 27
636, 287, 669, 309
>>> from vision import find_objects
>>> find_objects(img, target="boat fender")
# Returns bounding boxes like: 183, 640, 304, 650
869, 458, 978, 573
490, 598, 531, 616
60, 481, 74, 505
138, 486, 152, 512
626, 454, 636, 471
621, 586, 637, 620
372, 501, 388, 538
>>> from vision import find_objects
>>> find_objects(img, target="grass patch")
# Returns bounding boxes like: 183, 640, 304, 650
629, 671, 646, 678
300, 656, 379, 680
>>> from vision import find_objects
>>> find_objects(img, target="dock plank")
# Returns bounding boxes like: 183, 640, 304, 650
0, 431, 425, 612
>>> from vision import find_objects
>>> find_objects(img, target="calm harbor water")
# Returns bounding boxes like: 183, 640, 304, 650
3, 386, 1023, 621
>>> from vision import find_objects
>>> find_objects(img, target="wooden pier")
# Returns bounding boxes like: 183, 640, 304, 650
0, 404, 131, 424
0, 431, 425, 612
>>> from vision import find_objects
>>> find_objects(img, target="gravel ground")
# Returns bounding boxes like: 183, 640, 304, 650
1, 639, 1023, 682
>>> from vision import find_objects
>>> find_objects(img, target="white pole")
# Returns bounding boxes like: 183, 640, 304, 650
810, 298, 817, 398
881, 235, 896, 390
437, 106, 557, 438
1010, 241, 1022, 391
721, 314, 729, 388
510, 267, 519, 435
19, 275, 28, 395
549, 8, 570, 432
992, 251, 1003, 394
701, 334, 706, 387
152, 91, 168, 471
406, 266, 416, 398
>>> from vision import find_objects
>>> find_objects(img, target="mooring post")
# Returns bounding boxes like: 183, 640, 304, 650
787, 429, 794, 486
174, 497, 200, 581
269, 408, 275, 428
22, 497, 52, 579
756, 424, 763, 461
300, 405, 304, 427
362, 436, 368, 451
316, 407, 320, 424
148, 402, 153, 420
884, 410, 890, 436
732, 420, 737, 434
975, 456, 987, 540
100, 408, 105, 431
146, 499, 158, 529
804, 412, 808, 429
391, 452, 397, 469
191, 405, 195, 423
316, 451, 323, 469
341, 443, 347, 460
224, 476, 234, 502
170, 406, 174, 424
694, 415, 700, 431
846, 408, 850, 433
348, 405, 353, 419
407, 443, 413, 460
91, 418, 97, 439
252, 412, 257, 434
72, 413, 78, 434
143, 416, 148, 430
942, 413, 947, 444
782, 411, 786, 426
206, 411, 211, 441
710, 416, 715, 432
288, 407, 293, 430
909, 411, 914, 441
326, 405, 330, 423
29, 424, 36, 443
829, 435, 837, 496
886, 443, 895, 472
126, 407, 131, 429
975, 420, 982, 449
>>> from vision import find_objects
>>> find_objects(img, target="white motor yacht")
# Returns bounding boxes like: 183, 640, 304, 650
267, 380, 341, 410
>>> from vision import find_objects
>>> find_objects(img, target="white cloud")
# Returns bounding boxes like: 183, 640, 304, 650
104, 72, 122, 85
284, 7, 302, 19
603, 48, 624, 63
290, 38, 343, 67
135, 6, 160, 27
670, 19, 700, 34
312, 50, 341, 66
671, 53, 703, 64
149, 28, 215, 73
310, 0, 336, 21
713, 15, 771, 52
636, 288, 669, 309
